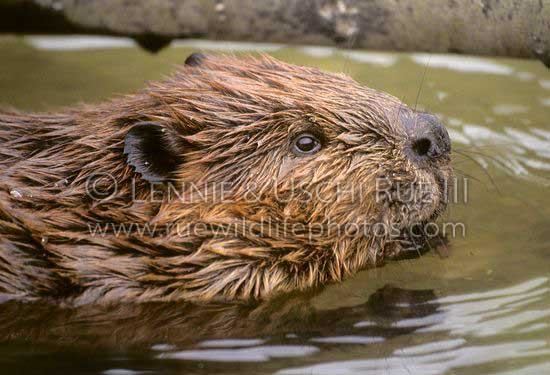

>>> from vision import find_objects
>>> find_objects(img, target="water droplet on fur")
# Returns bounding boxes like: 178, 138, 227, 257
41, 237, 48, 246
54, 178, 68, 188
144, 161, 150, 166
10, 189, 22, 198
244, 135, 251, 141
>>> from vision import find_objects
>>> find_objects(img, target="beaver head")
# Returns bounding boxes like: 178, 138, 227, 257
1, 54, 452, 303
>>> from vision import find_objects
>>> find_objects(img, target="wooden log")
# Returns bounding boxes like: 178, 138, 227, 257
1, 0, 549, 66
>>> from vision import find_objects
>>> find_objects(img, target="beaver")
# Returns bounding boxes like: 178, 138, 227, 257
0, 53, 452, 305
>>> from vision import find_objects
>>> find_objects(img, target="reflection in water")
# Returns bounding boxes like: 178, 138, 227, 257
0, 285, 441, 373
0, 285, 438, 348
3, 280, 547, 374
277, 278, 550, 375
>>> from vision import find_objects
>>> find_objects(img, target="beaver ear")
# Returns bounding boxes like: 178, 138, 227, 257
124, 122, 183, 183
184, 52, 206, 67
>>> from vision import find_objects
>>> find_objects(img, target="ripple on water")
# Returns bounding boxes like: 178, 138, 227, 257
300, 46, 335, 58
492, 104, 529, 116
309, 336, 384, 344
411, 54, 514, 75
276, 341, 549, 375
156, 345, 320, 362
197, 338, 265, 347
171, 39, 283, 52
515, 71, 535, 81
489, 362, 550, 375
339, 51, 398, 67
25, 36, 284, 52
150, 343, 176, 351
539, 79, 550, 90
275, 278, 549, 375
418, 278, 550, 337
102, 370, 149, 375
27, 36, 136, 50
449, 120, 550, 184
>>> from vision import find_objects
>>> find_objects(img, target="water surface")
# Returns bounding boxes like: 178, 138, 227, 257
0, 36, 549, 375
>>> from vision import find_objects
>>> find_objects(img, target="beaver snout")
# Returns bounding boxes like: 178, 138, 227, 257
405, 113, 451, 163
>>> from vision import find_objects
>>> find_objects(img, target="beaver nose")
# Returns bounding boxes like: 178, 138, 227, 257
407, 114, 451, 161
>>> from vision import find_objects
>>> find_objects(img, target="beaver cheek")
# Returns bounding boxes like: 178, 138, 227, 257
277, 155, 303, 180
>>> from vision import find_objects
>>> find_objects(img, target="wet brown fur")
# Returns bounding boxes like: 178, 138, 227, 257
0, 55, 452, 304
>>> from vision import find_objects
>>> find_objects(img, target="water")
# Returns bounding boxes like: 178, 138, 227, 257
0, 35, 549, 374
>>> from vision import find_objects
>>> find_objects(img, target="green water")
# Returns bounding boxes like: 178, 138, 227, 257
0, 36, 549, 375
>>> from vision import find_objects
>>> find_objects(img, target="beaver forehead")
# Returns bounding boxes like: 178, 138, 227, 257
167, 55, 406, 137
192, 55, 401, 105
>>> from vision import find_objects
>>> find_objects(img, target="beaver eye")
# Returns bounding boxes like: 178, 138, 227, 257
292, 133, 321, 155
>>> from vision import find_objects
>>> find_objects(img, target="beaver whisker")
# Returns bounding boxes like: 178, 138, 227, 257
453, 167, 484, 185
453, 149, 501, 194
455, 142, 519, 149
454, 147, 504, 165
414, 55, 432, 112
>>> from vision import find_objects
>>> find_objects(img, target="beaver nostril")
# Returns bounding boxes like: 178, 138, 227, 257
401, 111, 451, 162
412, 137, 432, 157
